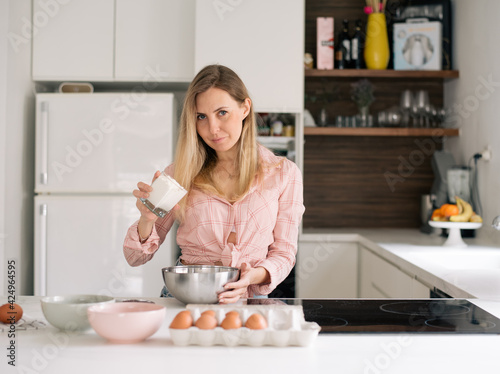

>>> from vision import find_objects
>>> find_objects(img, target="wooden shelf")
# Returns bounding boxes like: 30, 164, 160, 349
304, 127, 460, 137
305, 69, 459, 79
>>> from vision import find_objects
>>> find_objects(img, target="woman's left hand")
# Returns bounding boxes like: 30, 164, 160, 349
218, 263, 269, 304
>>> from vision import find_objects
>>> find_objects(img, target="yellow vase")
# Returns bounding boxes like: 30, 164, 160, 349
364, 13, 390, 70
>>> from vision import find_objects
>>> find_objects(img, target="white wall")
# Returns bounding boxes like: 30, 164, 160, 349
445, 0, 500, 241
0, 0, 8, 295
1, 0, 36, 295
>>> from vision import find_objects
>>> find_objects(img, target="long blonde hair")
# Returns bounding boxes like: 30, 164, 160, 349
173, 65, 262, 221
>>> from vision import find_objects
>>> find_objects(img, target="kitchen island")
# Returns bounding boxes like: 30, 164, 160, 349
1, 296, 500, 374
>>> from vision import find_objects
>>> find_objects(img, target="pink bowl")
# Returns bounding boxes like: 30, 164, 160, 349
87, 302, 166, 343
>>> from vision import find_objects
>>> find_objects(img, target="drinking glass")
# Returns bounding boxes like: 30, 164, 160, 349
415, 90, 430, 127
400, 90, 413, 127
335, 115, 343, 127
140, 172, 187, 218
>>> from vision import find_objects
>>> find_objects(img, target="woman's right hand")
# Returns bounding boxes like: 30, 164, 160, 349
133, 171, 161, 223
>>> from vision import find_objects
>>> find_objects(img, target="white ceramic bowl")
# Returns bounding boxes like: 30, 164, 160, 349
41, 295, 115, 331
87, 302, 166, 343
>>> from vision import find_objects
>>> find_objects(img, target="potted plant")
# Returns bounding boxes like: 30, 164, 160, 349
350, 79, 374, 116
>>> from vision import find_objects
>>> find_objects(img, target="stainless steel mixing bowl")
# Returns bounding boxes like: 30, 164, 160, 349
162, 265, 239, 304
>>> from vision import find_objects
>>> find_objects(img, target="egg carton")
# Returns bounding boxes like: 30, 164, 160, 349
169, 304, 321, 347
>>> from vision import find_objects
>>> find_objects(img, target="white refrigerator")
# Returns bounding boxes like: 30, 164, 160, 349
34, 93, 177, 297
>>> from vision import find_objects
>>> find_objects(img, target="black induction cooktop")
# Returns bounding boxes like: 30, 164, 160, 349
247, 299, 500, 334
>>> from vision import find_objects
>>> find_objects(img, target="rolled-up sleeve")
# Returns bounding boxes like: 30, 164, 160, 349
251, 161, 305, 295
123, 212, 176, 266
123, 164, 177, 267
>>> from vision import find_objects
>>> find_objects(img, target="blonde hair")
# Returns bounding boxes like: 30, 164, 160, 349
173, 65, 262, 221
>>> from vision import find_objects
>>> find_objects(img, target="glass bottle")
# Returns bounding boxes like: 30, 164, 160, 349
335, 19, 351, 69
351, 19, 365, 69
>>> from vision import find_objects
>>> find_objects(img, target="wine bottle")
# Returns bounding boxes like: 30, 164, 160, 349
341, 20, 351, 68
351, 19, 365, 69
334, 34, 344, 69
335, 19, 351, 69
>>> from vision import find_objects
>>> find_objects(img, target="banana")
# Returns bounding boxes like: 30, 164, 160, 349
469, 213, 483, 223
432, 216, 448, 222
449, 197, 473, 222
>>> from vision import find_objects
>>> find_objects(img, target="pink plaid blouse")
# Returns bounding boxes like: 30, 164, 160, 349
123, 145, 305, 296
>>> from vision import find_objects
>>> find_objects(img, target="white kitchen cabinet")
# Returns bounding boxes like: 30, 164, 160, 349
297, 240, 358, 298
115, 0, 195, 81
32, 0, 114, 81
33, 0, 195, 82
359, 246, 431, 298
359, 247, 412, 298
412, 278, 431, 298
194, 0, 304, 112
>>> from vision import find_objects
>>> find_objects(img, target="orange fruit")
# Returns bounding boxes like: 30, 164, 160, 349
440, 204, 459, 218
431, 208, 443, 220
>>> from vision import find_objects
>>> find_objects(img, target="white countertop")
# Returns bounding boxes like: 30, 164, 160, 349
301, 228, 500, 300
1, 296, 500, 374
302, 227, 500, 247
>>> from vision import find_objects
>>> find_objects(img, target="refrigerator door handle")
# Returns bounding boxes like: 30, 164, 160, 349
36, 203, 48, 296
40, 102, 49, 185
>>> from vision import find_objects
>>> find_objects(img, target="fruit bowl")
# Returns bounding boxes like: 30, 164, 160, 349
428, 221, 482, 248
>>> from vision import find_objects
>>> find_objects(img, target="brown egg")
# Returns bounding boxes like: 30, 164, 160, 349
0, 303, 23, 324
201, 310, 216, 317
225, 310, 240, 319
169, 310, 193, 329
221, 315, 242, 330
195, 314, 218, 330
245, 313, 267, 330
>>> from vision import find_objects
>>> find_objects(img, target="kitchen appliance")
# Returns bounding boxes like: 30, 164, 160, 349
393, 20, 442, 70
420, 194, 433, 227
34, 93, 177, 297
390, 0, 452, 70
249, 299, 500, 334
493, 216, 500, 231
430, 150, 456, 208
447, 166, 471, 203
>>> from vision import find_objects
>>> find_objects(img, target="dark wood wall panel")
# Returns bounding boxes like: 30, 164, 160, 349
302, 0, 446, 229
303, 136, 442, 228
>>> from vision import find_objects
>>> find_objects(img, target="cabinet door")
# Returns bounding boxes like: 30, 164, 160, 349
34, 93, 175, 194
359, 247, 413, 298
32, 0, 114, 81
115, 0, 195, 81
34, 195, 175, 297
412, 278, 431, 298
195, 0, 304, 112
297, 241, 358, 298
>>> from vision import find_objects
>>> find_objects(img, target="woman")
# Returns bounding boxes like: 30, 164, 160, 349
123, 64, 305, 304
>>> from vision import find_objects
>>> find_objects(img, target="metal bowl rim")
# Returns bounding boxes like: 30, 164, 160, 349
161, 265, 239, 273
